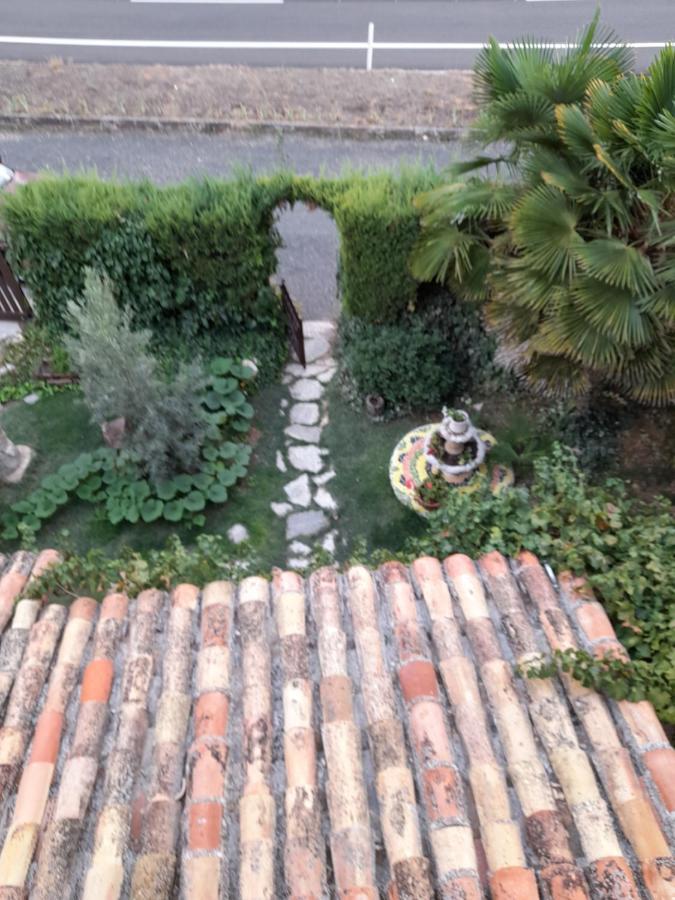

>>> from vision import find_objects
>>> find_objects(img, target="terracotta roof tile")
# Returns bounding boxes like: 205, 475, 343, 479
0, 549, 671, 898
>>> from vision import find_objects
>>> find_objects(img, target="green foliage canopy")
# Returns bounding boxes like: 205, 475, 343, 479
413, 19, 675, 405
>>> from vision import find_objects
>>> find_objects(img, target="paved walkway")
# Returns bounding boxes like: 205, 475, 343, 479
270, 320, 339, 569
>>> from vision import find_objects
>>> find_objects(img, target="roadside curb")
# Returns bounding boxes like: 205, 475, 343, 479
0, 113, 470, 143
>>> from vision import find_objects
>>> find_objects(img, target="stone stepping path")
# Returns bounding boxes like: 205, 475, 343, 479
273, 320, 339, 569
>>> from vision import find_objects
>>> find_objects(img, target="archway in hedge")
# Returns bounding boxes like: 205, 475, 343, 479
273, 201, 340, 321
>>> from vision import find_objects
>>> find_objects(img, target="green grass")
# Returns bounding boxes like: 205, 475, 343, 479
322, 383, 426, 560
1, 382, 430, 568
0, 386, 288, 569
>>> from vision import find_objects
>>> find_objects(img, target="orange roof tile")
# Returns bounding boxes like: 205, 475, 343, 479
0, 550, 671, 899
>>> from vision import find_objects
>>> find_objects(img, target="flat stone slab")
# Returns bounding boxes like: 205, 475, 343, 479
288, 445, 324, 474
314, 469, 336, 486
23, 393, 40, 405
290, 379, 323, 402
289, 540, 311, 555
286, 510, 329, 540
275, 451, 287, 472
285, 362, 333, 379
321, 531, 337, 554
304, 336, 331, 364
284, 473, 312, 507
314, 487, 337, 511
271, 501, 292, 518
316, 367, 337, 384
284, 424, 322, 444
290, 403, 320, 426
303, 320, 336, 339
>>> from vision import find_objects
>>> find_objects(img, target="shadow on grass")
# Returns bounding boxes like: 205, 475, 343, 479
322, 382, 426, 561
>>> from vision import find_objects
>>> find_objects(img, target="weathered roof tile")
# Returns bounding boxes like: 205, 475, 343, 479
0, 549, 671, 898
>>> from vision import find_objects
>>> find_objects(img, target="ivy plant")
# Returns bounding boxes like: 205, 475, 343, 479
398, 444, 675, 723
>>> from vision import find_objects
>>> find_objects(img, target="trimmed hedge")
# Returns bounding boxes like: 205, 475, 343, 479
323, 170, 439, 321
1, 168, 440, 340
1, 173, 289, 340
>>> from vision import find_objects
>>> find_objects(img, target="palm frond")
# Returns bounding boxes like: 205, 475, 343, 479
555, 104, 598, 162
572, 275, 655, 347
415, 179, 518, 226
553, 298, 625, 368
586, 76, 641, 141
576, 238, 656, 294
638, 45, 675, 125
492, 259, 562, 312
510, 185, 583, 280
445, 156, 508, 177
410, 225, 483, 285
637, 283, 675, 325
490, 91, 556, 141
473, 38, 521, 104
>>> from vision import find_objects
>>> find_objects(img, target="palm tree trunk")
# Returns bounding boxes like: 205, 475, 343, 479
0, 427, 32, 484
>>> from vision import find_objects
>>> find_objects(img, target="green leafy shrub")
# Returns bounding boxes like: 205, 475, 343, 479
1, 356, 255, 538
339, 287, 500, 413
412, 20, 675, 405
404, 444, 675, 721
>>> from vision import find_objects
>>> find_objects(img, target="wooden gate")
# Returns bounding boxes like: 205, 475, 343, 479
0, 248, 32, 323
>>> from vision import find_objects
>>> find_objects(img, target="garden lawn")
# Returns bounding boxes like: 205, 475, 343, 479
322, 383, 427, 560
0, 386, 288, 569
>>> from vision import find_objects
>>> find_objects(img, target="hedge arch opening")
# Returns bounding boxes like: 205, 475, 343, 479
273, 200, 340, 322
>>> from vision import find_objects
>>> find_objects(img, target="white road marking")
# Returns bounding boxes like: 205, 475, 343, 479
0, 36, 670, 50
131, 0, 283, 4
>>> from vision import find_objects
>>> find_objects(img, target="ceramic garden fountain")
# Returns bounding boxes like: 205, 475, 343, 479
389, 407, 513, 516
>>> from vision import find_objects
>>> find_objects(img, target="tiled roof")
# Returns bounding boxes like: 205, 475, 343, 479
0, 549, 672, 899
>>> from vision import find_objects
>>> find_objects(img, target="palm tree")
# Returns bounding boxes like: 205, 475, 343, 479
412, 17, 675, 404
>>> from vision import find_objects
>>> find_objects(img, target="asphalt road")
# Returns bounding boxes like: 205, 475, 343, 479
0, 128, 471, 318
1, 0, 672, 69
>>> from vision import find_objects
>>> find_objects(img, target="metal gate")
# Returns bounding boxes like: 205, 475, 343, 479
0, 248, 32, 323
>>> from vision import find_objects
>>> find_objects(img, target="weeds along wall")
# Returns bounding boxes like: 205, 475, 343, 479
1, 168, 440, 337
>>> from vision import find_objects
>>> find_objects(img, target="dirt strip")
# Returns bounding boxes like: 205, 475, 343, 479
0, 60, 476, 130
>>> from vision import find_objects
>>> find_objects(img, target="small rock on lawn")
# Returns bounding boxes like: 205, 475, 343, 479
271, 501, 292, 518
227, 524, 250, 544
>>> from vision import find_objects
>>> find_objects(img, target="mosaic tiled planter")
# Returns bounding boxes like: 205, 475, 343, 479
389, 415, 514, 517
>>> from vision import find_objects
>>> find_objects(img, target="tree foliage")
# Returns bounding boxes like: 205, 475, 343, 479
65, 270, 209, 482
412, 16, 675, 405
